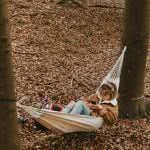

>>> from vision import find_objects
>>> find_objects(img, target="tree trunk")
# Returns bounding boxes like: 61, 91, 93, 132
119, 0, 150, 118
0, 0, 20, 149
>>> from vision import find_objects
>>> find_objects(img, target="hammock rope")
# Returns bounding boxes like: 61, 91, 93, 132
96, 46, 127, 98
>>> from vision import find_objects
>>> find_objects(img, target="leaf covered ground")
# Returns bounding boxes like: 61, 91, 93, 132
8, 0, 150, 149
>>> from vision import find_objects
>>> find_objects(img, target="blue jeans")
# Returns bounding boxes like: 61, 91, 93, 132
62, 100, 91, 115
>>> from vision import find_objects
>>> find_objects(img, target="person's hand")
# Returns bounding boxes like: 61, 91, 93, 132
86, 102, 94, 107
90, 104, 103, 111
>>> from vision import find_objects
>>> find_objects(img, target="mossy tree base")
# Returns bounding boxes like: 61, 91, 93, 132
119, 0, 150, 120
118, 98, 148, 119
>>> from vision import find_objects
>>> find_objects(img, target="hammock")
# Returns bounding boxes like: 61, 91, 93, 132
17, 103, 104, 133
18, 47, 127, 133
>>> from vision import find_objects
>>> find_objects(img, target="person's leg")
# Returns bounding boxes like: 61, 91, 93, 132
70, 100, 91, 115
62, 101, 76, 113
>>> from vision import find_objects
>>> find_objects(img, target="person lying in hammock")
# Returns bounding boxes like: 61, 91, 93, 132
62, 81, 118, 125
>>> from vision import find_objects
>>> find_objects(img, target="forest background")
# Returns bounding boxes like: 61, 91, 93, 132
8, 0, 150, 149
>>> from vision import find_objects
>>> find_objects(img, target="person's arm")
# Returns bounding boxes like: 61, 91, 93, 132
89, 104, 103, 110
80, 94, 99, 104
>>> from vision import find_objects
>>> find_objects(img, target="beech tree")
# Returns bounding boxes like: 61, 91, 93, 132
119, 0, 150, 118
0, 0, 20, 149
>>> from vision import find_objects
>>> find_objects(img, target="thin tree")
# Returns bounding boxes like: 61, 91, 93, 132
0, 0, 20, 149
119, 0, 150, 118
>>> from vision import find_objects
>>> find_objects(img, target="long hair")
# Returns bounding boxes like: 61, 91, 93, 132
99, 81, 118, 100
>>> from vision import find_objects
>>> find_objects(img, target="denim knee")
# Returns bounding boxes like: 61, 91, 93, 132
76, 100, 84, 105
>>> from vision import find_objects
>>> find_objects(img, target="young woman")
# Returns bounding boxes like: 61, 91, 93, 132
62, 81, 118, 125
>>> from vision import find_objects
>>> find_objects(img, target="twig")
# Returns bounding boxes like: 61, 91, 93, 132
13, 51, 39, 55
10, 13, 30, 19
57, 0, 85, 8
88, 5, 124, 10
70, 78, 74, 87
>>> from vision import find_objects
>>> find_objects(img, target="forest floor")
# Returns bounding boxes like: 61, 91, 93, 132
9, 0, 150, 149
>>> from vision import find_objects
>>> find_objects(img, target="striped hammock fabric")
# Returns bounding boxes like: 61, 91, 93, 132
17, 103, 103, 133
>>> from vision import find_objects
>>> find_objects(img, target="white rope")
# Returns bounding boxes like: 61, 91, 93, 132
96, 46, 127, 96
130, 95, 144, 101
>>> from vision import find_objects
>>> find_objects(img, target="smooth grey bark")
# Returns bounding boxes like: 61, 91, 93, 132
119, 0, 150, 118
0, 0, 20, 149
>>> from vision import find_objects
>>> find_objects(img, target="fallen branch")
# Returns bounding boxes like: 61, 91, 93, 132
88, 4, 124, 10
57, 0, 85, 8
10, 13, 30, 19
13, 51, 39, 55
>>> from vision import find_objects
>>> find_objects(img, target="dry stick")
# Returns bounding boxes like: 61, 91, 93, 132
10, 13, 30, 19
70, 78, 74, 87
13, 51, 39, 55
57, 0, 85, 8
57, 0, 124, 10
87, 5, 124, 10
